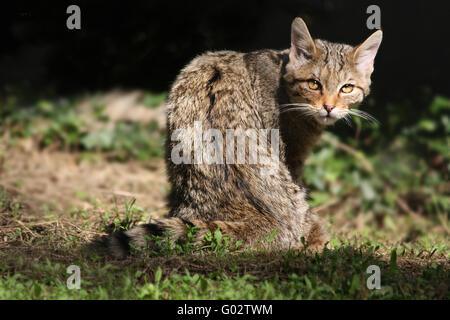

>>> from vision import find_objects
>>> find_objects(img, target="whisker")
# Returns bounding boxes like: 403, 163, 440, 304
280, 107, 312, 114
280, 103, 313, 109
303, 111, 319, 120
293, 109, 316, 120
348, 109, 379, 124
358, 110, 379, 123
348, 111, 367, 121
342, 114, 353, 128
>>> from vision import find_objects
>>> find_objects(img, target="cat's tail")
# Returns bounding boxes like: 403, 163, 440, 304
108, 215, 328, 259
108, 217, 258, 259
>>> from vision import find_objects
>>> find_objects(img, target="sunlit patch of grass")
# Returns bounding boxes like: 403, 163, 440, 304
0, 190, 448, 300
142, 92, 167, 108
0, 96, 165, 162
0, 236, 448, 299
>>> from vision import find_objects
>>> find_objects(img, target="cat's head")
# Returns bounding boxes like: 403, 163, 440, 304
283, 18, 382, 126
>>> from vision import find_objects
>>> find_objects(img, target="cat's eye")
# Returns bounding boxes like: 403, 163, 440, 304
307, 79, 321, 90
341, 84, 354, 93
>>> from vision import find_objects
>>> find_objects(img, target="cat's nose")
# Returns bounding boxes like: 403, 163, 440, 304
323, 105, 335, 114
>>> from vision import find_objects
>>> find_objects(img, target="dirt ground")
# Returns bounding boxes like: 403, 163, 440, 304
0, 144, 168, 217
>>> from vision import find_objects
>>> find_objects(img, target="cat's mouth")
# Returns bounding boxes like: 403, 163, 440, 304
280, 103, 353, 126
315, 108, 340, 125
316, 115, 338, 126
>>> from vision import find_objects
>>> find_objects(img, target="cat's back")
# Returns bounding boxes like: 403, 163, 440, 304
167, 49, 285, 129
168, 50, 247, 105
166, 50, 251, 130
175, 50, 246, 82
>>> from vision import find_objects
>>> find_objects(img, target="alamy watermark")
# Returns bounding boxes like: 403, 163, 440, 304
64, 6, 380, 37
66, 5, 81, 30
170, 121, 280, 175
66, 265, 81, 289
366, 265, 381, 290
366, 5, 381, 30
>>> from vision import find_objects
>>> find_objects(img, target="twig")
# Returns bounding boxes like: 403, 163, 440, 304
15, 220, 39, 237
98, 189, 148, 198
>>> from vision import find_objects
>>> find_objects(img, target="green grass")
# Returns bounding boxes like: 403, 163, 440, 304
0, 237, 448, 300
142, 92, 167, 108
0, 94, 165, 161
0, 194, 447, 300
0, 93, 448, 300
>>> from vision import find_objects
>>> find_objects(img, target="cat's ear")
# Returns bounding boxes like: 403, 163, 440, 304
353, 30, 382, 76
289, 18, 316, 67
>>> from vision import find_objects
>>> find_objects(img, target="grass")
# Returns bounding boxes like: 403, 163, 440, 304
0, 92, 448, 299
0, 93, 165, 161
0, 190, 448, 300
0, 202, 448, 300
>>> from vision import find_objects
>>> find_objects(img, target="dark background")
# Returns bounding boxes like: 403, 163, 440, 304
1, 0, 449, 129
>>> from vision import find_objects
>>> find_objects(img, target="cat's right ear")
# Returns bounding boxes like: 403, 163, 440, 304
289, 18, 316, 68
353, 30, 383, 76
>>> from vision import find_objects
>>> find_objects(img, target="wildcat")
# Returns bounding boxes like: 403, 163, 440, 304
109, 18, 382, 258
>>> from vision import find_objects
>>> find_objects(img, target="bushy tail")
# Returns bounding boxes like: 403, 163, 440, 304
109, 214, 328, 258
109, 217, 262, 259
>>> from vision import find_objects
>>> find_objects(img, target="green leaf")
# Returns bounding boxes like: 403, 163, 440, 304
349, 274, 360, 295
418, 119, 436, 132
389, 249, 397, 276
213, 228, 222, 247
143, 92, 167, 108
154, 267, 162, 285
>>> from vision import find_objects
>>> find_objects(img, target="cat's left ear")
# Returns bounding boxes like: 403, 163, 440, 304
289, 18, 317, 68
353, 30, 383, 76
